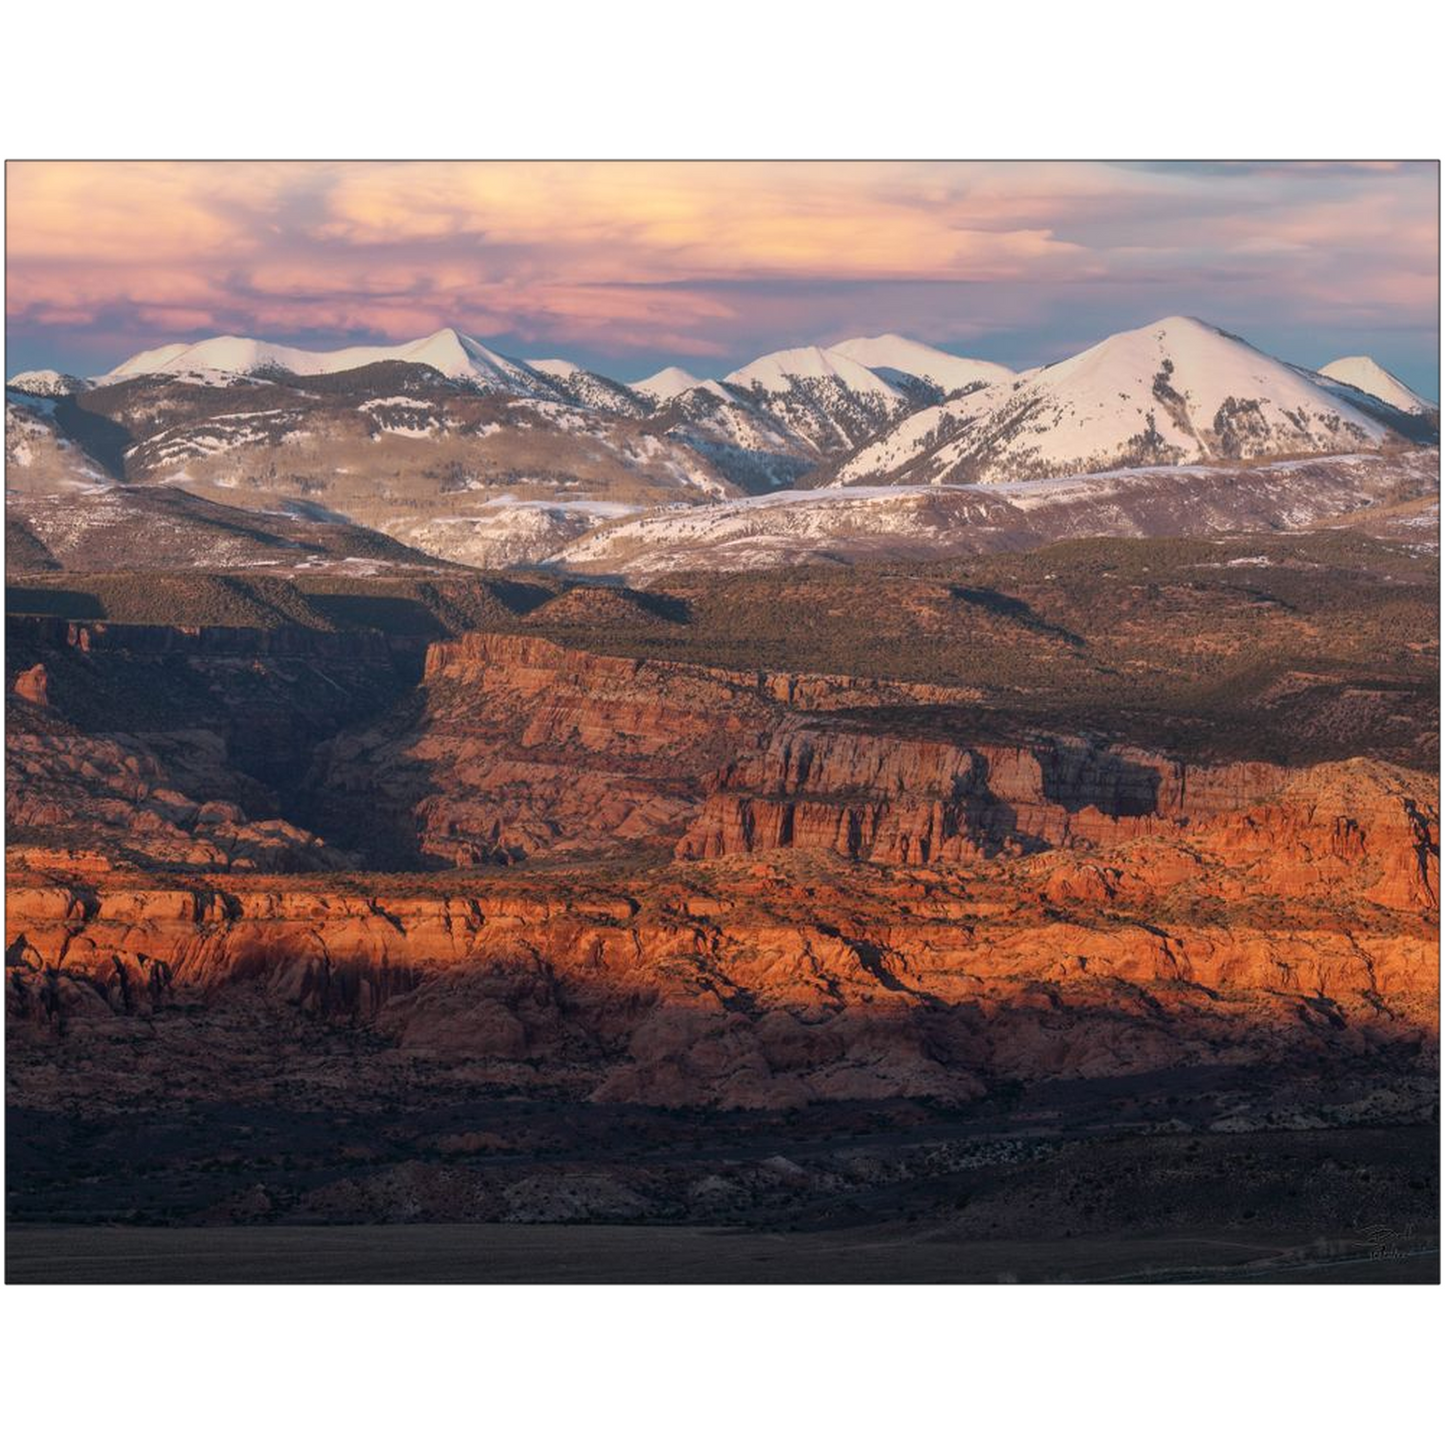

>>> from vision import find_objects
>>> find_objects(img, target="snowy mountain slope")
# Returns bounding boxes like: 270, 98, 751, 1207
831, 334, 1015, 395
831, 384, 1008, 486
594, 365, 826, 492
104, 341, 193, 375
524, 358, 648, 416
634, 375, 817, 492
724, 344, 912, 451
397, 330, 547, 392
1319, 356, 1435, 416
5, 482, 446, 576
1304, 367, 1440, 444
727, 344, 905, 401
549, 449, 1439, 580
5, 394, 113, 492
830, 316, 1415, 487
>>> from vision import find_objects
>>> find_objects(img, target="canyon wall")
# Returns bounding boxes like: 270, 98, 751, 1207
7, 624, 1438, 1109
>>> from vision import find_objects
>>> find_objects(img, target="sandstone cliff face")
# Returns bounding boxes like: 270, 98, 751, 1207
12, 621, 1432, 890
8, 753, 1436, 1108
6, 626, 1438, 1110
6, 723, 344, 872
675, 727, 1300, 866
316, 633, 776, 865
310, 632, 1304, 872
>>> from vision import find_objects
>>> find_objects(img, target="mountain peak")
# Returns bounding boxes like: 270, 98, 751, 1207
836, 312, 1411, 490
725, 344, 904, 399
1066, 316, 1264, 377
1151, 314, 1219, 333
6, 368, 89, 397
635, 365, 707, 401
1319, 355, 1433, 415
831, 334, 1015, 391
400, 328, 487, 373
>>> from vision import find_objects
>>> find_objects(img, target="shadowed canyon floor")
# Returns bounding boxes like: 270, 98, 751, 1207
5, 535, 1439, 1281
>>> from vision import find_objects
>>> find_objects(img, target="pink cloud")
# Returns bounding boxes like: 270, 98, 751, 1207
4, 161, 1436, 384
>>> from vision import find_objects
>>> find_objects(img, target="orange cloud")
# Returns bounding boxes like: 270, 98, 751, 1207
4, 161, 1437, 385
311, 161, 1094, 282
5, 160, 292, 262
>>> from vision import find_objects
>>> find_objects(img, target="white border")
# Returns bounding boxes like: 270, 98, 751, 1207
3, 2, 1441, 1442
0, 0, 1442, 160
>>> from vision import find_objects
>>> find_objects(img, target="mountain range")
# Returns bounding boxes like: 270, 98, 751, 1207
6, 317, 1438, 576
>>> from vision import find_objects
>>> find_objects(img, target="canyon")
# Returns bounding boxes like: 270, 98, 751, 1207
7, 143, 1443, 1298
8, 563, 1438, 1107
5, 534, 1438, 1266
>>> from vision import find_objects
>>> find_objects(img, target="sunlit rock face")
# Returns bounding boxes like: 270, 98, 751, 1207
7, 623, 1437, 1112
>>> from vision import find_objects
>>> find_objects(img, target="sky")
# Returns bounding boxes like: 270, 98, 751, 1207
5, 160, 1439, 399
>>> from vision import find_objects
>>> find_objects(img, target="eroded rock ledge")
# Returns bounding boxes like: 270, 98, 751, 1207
324, 631, 1435, 879
8, 760, 1437, 1108
6, 627, 1438, 1110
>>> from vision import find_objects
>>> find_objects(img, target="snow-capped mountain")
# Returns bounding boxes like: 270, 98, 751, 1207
833, 316, 1414, 487
103, 327, 606, 404
724, 344, 912, 450
6, 369, 91, 397
830, 334, 1015, 396
1319, 356, 1435, 416
13, 315, 1435, 577
635, 352, 906, 490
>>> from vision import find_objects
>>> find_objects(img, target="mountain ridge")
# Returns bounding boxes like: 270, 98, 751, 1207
7, 315, 1435, 576
831, 333, 1015, 394
830, 316, 1414, 488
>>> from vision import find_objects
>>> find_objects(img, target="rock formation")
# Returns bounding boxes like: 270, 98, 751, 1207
6, 617, 1438, 1111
